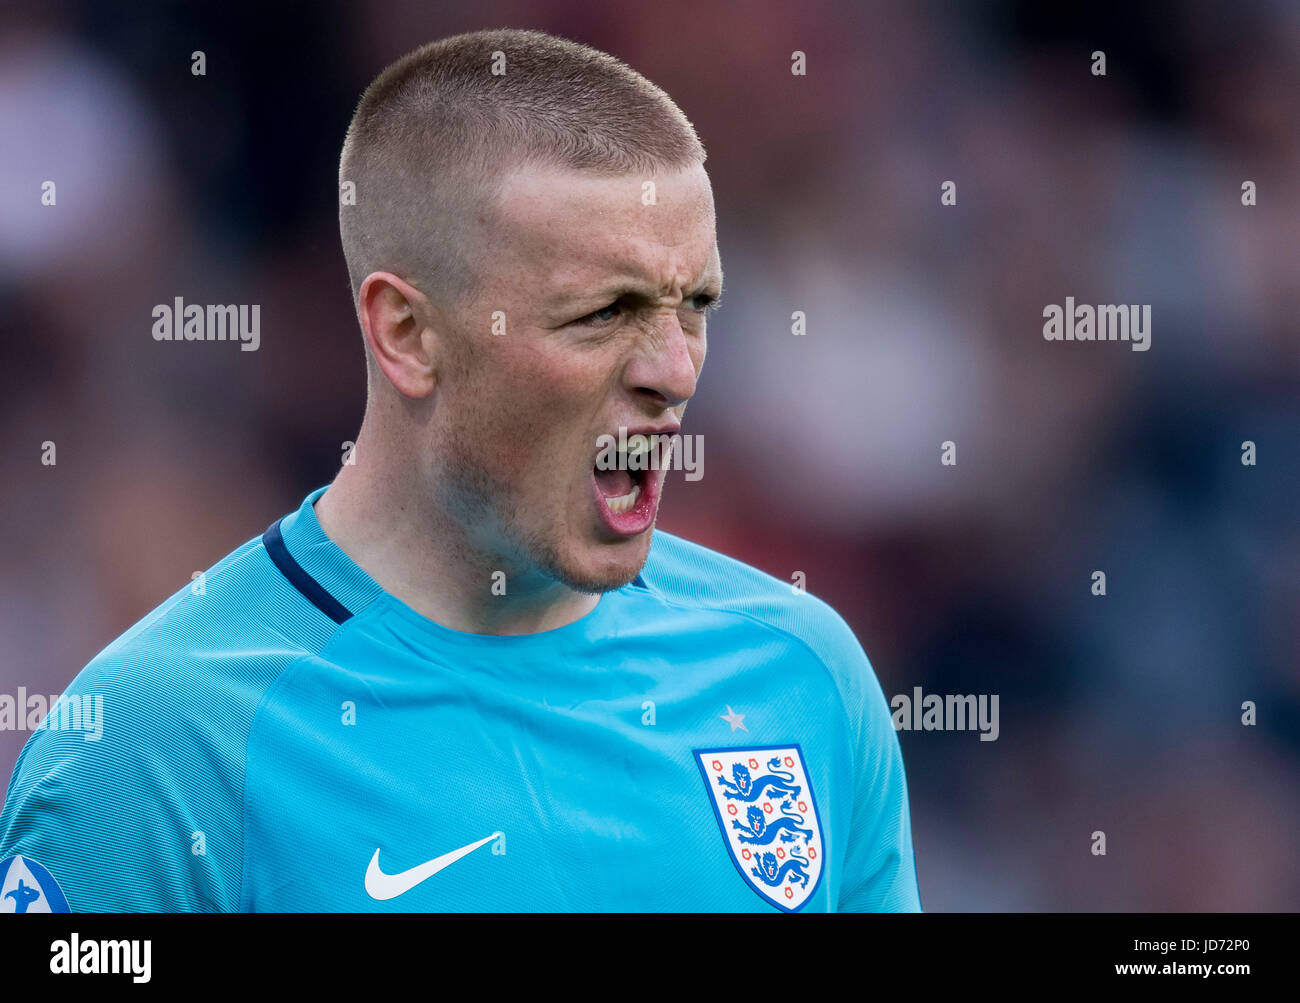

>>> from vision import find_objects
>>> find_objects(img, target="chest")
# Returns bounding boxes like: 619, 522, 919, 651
240, 653, 854, 911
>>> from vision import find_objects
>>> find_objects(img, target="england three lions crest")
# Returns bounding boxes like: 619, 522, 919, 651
695, 745, 826, 911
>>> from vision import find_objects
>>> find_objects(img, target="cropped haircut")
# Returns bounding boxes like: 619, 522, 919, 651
338, 28, 706, 317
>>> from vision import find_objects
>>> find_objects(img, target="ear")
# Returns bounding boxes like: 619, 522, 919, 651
357, 271, 440, 398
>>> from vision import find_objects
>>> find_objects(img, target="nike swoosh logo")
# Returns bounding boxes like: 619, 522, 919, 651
364, 831, 502, 901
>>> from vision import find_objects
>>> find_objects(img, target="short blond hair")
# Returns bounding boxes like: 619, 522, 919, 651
338, 28, 706, 310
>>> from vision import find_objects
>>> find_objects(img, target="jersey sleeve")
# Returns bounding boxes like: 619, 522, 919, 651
823, 611, 922, 912
0, 653, 245, 912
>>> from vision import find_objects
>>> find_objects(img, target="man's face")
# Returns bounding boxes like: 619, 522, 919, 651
430, 161, 721, 593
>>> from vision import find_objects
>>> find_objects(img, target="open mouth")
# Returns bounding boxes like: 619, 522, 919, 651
594, 465, 643, 514
591, 432, 666, 536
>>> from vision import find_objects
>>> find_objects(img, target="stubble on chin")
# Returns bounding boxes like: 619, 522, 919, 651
436, 443, 647, 596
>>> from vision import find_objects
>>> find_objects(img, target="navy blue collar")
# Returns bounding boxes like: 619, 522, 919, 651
263, 486, 647, 625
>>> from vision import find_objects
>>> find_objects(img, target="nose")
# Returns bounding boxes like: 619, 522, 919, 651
622, 313, 701, 410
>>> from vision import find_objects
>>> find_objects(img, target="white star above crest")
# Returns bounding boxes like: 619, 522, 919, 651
720, 705, 748, 732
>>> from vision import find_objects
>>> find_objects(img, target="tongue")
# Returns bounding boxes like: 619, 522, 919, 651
594, 467, 635, 497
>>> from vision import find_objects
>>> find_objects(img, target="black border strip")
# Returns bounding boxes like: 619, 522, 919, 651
262, 517, 353, 624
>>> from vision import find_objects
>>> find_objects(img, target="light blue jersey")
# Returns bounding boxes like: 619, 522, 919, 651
0, 487, 920, 912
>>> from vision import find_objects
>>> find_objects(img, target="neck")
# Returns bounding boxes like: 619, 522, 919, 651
313, 426, 599, 637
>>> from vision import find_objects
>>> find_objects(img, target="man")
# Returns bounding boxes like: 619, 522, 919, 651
0, 28, 920, 912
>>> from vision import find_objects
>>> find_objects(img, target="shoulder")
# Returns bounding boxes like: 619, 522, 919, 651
639, 530, 882, 707
42, 532, 334, 731
0, 529, 335, 910
99, 529, 343, 671
16, 528, 339, 779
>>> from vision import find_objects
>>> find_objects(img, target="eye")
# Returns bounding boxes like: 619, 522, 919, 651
574, 302, 622, 326
690, 293, 722, 314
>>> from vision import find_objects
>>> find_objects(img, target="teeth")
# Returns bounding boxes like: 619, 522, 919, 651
605, 482, 641, 514
621, 433, 658, 472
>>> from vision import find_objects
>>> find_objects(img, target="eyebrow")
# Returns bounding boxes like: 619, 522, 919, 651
549, 270, 723, 310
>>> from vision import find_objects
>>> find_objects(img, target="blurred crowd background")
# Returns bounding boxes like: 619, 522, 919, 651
1, 0, 1296, 910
